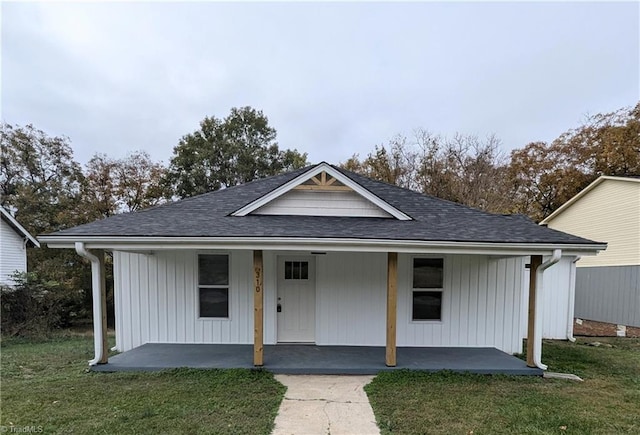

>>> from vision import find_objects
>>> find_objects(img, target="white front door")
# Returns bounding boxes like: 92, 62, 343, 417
277, 256, 316, 343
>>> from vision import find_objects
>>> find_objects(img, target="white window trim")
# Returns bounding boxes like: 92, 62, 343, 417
409, 255, 445, 323
196, 251, 232, 321
283, 260, 310, 281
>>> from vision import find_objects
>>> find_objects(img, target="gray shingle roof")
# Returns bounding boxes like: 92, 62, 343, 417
43, 163, 600, 245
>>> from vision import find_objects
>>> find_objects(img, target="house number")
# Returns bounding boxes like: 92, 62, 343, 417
254, 268, 262, 292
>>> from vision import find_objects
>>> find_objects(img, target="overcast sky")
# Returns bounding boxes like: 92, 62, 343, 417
2, 1, 638, 167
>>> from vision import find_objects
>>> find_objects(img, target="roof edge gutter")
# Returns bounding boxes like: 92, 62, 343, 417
39, 236, 607, 255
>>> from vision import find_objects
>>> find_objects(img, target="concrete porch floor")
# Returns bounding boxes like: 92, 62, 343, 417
91, 344, 542, 376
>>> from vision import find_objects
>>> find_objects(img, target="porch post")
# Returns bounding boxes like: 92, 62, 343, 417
386, 252, 398, 367
253, 250, 264, 366
526, 255, 542, 367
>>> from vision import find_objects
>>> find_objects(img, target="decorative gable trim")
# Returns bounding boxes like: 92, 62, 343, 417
231, 162, 413, 220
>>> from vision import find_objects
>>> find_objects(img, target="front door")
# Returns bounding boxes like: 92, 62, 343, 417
277, 257, 316, 343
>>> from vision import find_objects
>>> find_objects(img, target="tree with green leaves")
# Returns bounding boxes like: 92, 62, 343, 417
1, 123, 87, 233
167, 107, 308, 198
1, 123, 94, 334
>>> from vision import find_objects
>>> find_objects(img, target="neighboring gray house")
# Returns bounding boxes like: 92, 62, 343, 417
40, 163, 605, 370
0, 207, 40, 286
541, 176, 640, 328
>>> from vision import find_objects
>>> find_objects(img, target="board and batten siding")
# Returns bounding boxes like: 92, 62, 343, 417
0, 219, 28, 286
544, 179, 640, 268
315, 252, 526, 353
575, 266, 640, 327
252, 190, 392, 218
114, 250, 527, 354
520, 256, 576, 340
396, 254, 526, 354
113, 251, 254, 352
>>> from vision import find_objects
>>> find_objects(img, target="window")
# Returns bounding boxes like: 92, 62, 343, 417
198, 254, 229, 318
412, 258, 443, 321
284, 261, 308, 280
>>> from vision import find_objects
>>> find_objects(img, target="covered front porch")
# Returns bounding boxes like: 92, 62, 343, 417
91, 343, 542, 375
76, 247, 557, 372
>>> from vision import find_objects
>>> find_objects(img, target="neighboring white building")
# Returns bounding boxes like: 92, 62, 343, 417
541, 176, 640, 328
0, 207, 40, 286
40, 163, 605, 370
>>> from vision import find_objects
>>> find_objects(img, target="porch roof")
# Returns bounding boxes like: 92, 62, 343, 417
92, 343, 542, 376
40, 163, 605, 254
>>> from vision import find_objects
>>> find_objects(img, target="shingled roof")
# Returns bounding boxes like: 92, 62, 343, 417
41, 163, 603, 248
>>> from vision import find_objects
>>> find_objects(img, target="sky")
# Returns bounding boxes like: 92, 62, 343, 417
1, 1, 638, 167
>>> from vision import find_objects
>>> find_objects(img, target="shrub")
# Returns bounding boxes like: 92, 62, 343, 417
0, 272, 84, 338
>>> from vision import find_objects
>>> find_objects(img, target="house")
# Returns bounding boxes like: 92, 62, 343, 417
541, 176, 640, 329
40, 163, 605, 370
0, 207, 40, 286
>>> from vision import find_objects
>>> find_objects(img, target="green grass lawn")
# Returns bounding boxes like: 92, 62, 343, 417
0, 335, 285, 434
365, 337, 640, 434
2, 336, 638, 434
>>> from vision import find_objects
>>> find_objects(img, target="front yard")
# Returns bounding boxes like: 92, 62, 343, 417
366, 337, 640, 434
0, 335, 285, 434
1, 335, 638, 434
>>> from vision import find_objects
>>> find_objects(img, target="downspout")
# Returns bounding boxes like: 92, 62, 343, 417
566, 256, 581, 342
533, 249, 562, 370
75, 242, 105, 366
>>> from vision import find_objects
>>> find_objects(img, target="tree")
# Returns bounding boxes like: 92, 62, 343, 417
507, 102, 640, 221
84, 154, 119, 218
1, 123, 87, 234
167, 107, 308, 198
85, 151, 169, 218
0, 123, 94, 333
506, 141, 589, 221
342, 131, 511, 213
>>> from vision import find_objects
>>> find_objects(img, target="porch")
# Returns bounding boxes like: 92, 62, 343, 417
91, 344, 542, 376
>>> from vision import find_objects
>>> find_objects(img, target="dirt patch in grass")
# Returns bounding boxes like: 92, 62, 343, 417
0, 337, 285, 434
365, 338, 640, 434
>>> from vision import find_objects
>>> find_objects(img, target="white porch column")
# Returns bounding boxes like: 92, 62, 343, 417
75, 243, 108, 365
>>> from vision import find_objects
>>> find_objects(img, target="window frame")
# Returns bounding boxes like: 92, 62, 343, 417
410, 256, 445, 323
284, 260, 310, 281
197, 252, 231, 320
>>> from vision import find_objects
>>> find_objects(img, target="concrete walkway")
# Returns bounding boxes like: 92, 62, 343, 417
272, 375, 380, 435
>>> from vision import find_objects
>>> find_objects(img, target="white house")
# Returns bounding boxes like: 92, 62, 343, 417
40, 163, 605, 370
541, 176, 640, 328
0, 207, 40, 286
